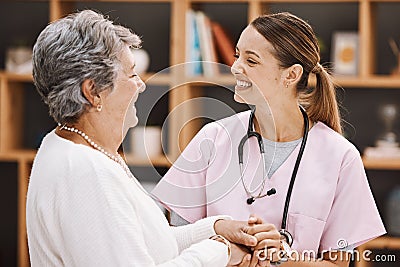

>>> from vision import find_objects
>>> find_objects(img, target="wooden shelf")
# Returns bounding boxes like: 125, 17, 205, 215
307, 75, 400, 88
334, 75, 400, 88
264, 0, 359, 3
362, 157, 400, 170
180, 73, 235, 86
357, 236, 400, 250
58, 0, 173, 2
141, 72, 172, 86
354, 236, 400, 267
0, 150, 36, 162
0, 71, 33, 82
191, 0, 250, 3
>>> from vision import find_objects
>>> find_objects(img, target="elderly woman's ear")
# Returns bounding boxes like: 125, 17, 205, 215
81, 79, 98, 107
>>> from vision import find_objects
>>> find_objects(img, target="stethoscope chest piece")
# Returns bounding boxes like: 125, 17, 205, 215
247, 197, 255, 205
279, 229, 293, 247
279, 229, 293, 262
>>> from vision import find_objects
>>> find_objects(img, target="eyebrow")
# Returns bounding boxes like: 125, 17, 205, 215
123, 64, 136, 75
235, 47, 261, 59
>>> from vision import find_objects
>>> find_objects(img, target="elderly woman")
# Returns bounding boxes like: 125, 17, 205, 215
26, 10, 275, 267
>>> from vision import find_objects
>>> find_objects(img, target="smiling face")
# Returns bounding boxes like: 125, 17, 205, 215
99, 45, 146, 133
231, 25, 287, 106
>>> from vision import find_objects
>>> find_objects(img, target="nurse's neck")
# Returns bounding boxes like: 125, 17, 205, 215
254, 102, 305, 142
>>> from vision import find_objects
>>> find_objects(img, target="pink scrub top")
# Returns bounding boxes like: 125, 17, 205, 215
153, 111, 386, 253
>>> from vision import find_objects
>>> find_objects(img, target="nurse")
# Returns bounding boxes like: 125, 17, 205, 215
153, 12, 385, 266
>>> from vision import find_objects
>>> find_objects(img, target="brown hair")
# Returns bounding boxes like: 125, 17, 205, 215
251, 12, 342, 134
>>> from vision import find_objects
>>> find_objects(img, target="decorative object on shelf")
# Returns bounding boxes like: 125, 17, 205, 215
130, 48, 150, 75
386, 185, 400, 236
5, 46, 33, 74
331, 32, 359, 75
388, 37, 400, 75
364, 104, 400, 159
131, 126, 162, 159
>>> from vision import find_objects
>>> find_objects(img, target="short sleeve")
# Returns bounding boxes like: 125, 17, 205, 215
319, 151, 386, 251
152, 124, 216, 223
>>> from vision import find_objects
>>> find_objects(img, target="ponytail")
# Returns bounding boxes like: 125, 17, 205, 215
300, 64, 342, 134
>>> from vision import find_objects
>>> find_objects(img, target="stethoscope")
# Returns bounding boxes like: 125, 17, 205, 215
238, 105, 309, 248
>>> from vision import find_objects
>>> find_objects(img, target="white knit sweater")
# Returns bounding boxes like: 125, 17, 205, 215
26, 130, 230, 266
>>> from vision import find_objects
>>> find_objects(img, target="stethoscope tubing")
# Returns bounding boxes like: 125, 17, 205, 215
238, 106, 309, 245
281, 106, 309, 230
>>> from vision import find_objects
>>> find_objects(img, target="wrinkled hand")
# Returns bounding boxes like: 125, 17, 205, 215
214, 219, 258, 247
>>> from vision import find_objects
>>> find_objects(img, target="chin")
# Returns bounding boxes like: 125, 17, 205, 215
235, 92, 255, 105
122, 111, 138, 132
131, 118, 139, 128
234, 93, 244, 103
125, 104, 138, 127
126, 117, 139, 129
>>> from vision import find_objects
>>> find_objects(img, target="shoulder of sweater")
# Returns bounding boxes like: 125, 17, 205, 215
33, 130, 123, 180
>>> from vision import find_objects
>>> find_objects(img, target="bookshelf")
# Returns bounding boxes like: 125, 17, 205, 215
0, 0, 399, 266
355, 236, 400, 267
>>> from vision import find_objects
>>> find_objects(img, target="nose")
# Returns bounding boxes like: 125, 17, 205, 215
231, 60, 243, 75
137, 76, 146, 93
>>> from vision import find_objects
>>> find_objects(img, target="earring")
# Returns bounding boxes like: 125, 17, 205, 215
96, 104, 102, 112
285, 82, 289, 88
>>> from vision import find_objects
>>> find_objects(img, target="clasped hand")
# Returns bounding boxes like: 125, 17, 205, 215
214, 215, 281, 267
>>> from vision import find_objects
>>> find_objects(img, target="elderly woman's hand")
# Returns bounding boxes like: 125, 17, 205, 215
214, 218, 259, 247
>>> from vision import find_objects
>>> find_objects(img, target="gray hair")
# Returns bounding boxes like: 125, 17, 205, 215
32, 9, 141, 124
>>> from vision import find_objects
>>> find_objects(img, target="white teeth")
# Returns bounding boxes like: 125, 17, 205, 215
236, 80, 252, 88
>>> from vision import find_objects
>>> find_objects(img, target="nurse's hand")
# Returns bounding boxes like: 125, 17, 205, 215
228, 243, 252, 266
246, 216, 281, 264
231, 249, 269, 267
214, 220, 258, 247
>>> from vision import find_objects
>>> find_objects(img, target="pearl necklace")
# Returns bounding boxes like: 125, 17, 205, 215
58, 124, 134, 180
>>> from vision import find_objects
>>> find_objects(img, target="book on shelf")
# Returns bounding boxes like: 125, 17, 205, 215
185, 9, 202, 76
186, 10, 236, 77
210, 20, 235, 67
195, 11, 219, 76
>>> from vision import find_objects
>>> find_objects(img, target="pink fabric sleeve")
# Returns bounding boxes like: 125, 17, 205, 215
152, 125, 216, 223
319, 149, 386, 251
